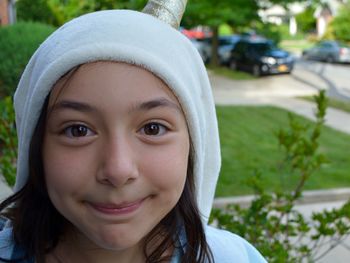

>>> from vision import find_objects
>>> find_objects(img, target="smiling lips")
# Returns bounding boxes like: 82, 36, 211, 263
89, 198, 146, 215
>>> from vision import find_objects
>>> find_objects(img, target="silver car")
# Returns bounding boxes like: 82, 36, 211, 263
190, 38, 211, 63
190, 35, 241, 64
302, 40, 350, 63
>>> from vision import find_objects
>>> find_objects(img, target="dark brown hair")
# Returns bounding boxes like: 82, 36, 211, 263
0, 68, 213, 263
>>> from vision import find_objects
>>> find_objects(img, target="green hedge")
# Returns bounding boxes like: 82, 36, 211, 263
0, 22, 55, 97
331, 2, 350, 43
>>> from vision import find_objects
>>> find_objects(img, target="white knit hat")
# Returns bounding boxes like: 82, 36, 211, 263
14, 10, 221, 223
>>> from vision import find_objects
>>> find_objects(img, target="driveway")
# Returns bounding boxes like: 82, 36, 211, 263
293, 59, 350, 100
208, 59, 350, 135
209, 59, 350, 102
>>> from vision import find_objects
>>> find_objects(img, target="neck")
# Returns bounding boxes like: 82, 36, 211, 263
46, 232, 146, 263
45, 225, 175, 263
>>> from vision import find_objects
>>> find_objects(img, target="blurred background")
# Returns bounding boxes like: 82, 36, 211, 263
1, 0, 350, 92
1, 1, 350, 262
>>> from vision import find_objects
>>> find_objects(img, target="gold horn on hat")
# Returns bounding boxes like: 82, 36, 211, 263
142, 0, 188, 29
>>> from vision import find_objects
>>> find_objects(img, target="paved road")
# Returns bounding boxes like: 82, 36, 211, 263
210, 58, 350, 101
208, 61, 350, 135
295, 59, 350, 101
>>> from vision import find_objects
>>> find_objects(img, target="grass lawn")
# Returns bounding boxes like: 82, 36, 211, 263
215, 105, 350, 197
207, 66, 256, 80
279, 39, 314, 54
300, 96, 350, 113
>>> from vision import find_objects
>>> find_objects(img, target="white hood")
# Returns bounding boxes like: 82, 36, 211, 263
14, 10, 221, 223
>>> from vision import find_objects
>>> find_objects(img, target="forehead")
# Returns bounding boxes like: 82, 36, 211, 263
49, 61, 180, 107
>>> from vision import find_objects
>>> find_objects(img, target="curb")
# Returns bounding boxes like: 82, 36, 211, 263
213, 188, 350, 209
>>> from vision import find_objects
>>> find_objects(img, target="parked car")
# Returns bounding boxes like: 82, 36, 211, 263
302, 40, 350, 63
189, 35, 240, 64
190, 38, 211, 63
217, 35, 241, 65
228, 38, 294, 76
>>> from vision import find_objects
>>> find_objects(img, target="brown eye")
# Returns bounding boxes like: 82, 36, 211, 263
64, 125, 93, 138
142, 123, 167, 136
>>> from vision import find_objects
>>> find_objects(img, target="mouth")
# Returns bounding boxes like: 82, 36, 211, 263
87, 198, 147, 216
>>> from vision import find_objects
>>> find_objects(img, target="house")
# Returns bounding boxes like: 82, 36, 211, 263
314, 0, 347, 37
258, 3, 307, 36
259, 0, 347, 38
0, 0, 16, 26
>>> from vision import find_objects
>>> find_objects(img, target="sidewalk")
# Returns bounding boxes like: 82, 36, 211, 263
214, 188, 350, 209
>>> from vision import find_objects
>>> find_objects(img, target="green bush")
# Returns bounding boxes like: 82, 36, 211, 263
331, 2, 350, 43
256, 22, 308, 43
0, 97, 17, 186
16, 0, 57, 25
47, 0, 96, 26
211, 91, 350, 262
16, 0, 147, 27
295, 6, 316, 34
0, 22, 55, 97
255, 22, 281, 44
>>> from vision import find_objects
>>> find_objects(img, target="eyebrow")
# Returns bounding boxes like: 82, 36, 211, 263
134, 97, 181, 113
49, 97, 181, 114
49, 100, 97, 113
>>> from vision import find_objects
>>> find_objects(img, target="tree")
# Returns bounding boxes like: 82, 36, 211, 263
47, 0, 147, 26
184, 0, 259, 66
16, 0, 57, 25
184, 0, 310, 66
330, 1, 350, 42
295, 5, 316, 33
47, 0, 96, 26
15, 0, 147, 26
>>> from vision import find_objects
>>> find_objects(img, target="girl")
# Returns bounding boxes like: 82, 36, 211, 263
0, 1, 266, 262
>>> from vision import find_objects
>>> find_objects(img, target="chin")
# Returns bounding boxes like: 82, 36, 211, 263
84, 227, 146, 252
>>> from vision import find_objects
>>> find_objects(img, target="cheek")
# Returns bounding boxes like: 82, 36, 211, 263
140, 140, 190, 193
42, 139, 97, 195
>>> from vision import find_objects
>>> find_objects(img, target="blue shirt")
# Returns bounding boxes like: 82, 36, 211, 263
0, 219, 266, 262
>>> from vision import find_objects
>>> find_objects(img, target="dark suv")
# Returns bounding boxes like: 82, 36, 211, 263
228, 38, 294, 76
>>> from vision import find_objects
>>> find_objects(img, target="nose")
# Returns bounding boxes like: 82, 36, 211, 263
97, 135, 139, 187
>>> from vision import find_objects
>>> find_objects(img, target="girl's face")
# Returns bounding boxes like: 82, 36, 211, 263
43, 62, 190, 256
